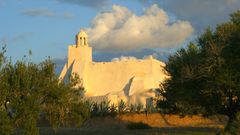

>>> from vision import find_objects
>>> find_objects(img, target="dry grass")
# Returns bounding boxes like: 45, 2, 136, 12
118, 113, 228, 128
38, 113, 227, 135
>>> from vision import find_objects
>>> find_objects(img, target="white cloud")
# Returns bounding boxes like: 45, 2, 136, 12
22, 8, 74, 19
145, 0, 240, 31
22, 9, 55, 17
56, 0, 109, 8
86, 4, 194, 51
111, 56, 137, 62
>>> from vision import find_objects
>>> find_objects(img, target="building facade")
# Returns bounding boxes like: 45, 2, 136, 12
59, 30, 168, 106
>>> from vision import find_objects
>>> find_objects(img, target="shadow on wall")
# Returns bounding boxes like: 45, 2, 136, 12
123, 77, 134, 96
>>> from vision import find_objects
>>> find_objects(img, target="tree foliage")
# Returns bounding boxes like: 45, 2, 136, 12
0, 48, 90, 135
158, 10, 240, 134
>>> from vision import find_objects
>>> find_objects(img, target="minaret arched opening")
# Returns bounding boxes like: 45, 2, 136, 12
80, 37, 82, 46
84, 37, 86, 45
76, 30, 88, 47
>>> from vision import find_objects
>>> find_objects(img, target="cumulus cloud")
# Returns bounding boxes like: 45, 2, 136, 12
56, 0, 109, 8
139, 0, 240, 32
111, 56, 137, 62
150, 50, 172, 62
93, 48, 156, 62
86, 4, 193, 51
22, 8, 74, 19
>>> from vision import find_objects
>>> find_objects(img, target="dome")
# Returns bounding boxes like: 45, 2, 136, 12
77, 30, 88, 37
76, 29, 88, 47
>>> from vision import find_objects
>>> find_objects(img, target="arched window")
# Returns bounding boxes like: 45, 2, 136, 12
80, 37, 82, 45
76, 35, 78, 47
84, 37, 86, 45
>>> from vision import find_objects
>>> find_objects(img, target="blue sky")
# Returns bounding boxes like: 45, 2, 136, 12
1, 0, 240, 66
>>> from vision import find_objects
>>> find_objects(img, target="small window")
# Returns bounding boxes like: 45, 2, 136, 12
80, 37, 82, 45
84, 37, 86, 45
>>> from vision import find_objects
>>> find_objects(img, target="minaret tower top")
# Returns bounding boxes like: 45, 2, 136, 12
76, 30, 88, 47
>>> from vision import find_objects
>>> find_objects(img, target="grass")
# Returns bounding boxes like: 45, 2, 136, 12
37, 113, 225, 135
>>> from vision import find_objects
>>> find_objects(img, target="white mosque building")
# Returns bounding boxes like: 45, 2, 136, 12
59, 30, 168, 106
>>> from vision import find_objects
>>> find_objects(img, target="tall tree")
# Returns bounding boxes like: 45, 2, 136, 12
159, 10, 240, 134
0, 48, 90, 135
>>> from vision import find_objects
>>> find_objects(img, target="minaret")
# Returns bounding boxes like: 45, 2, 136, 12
59, 29, 92, 90
76, 30, 88, 47
67, 30, 92, 67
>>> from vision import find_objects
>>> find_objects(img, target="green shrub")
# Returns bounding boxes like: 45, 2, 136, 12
0, 47, 90, 135
90, 101, 118, 117
0, 111, 13, 135
136, 103, 143, 113
109, 103, 117, 117
118, 100, 127, 114
224, 112, 240, 135
90, 102, 99, 117
129, 104, 137, 113
99, 101, 110, 116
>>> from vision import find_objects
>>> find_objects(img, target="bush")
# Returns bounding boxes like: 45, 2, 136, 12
0, 47, 90, 135
224, 112, 240, 135
129, 104, 137, 113
136, 103, 143, 113
90, 101, 118, 117
109, 103, 117, 117
118, 99, 127, 114
126, 122, 152, 130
